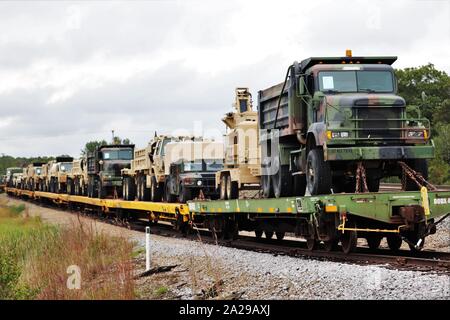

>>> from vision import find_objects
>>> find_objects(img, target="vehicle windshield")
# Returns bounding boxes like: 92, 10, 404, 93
102, 149, 133, 160
318, 70, 394, 93
205, 159, 223, 171
183, 161, 203, 172
59, 163, 73, 172
35, 168, 42, 174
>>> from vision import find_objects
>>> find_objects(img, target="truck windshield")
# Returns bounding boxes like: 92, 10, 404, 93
183, 161, 203, 172
205, 160, 223, 172
60, 163, 73, 172
102, 149, 133, 160
318, 70, 394, 93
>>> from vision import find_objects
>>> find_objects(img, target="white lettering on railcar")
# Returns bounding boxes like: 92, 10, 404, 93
434, 198, 450, 205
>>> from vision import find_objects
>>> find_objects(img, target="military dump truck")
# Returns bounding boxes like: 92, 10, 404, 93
122, 135, 192, 201
67, 158, 88, 196
24, 162, 46, 191
47, 157, 74, 193
163, 140, 224, 202
258, 50, 434, 197
5, 167, 22, 188
216, 88, 261, 200
87, 144, 134, 198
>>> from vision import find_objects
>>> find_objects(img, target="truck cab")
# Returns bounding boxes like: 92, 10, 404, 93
87, 144, 134, 198
258, 51, 434, 196
5, 167, 23, 188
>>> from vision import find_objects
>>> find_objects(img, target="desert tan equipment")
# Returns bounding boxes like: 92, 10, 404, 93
24, 162, 46, 191
67, 158, 88, 196
122, 135, 194, 201
47, 156, 74, 193
216, 88, 261, 199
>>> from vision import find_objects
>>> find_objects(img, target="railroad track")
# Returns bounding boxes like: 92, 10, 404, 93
6, 194, 450, 274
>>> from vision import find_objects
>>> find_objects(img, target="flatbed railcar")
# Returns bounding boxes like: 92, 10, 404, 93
5, 187, 450, 254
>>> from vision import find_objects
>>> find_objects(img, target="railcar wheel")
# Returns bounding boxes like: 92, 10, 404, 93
366, 235, 382, 250
340, 226, 357, 254
306, 238, 318, 251
255, 230, 263, 239
275, 232, 285, 241
264, 231, 274, 240
323, 239, 339, 252
387, 234, 402, 251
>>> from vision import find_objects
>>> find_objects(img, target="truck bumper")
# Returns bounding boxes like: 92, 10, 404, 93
325, 143, 435, 161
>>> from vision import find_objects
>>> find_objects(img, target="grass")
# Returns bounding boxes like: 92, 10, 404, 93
0, 200, 135, 299
154, 286, 168, 297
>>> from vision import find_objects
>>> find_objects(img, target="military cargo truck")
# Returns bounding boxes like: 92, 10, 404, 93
122, 135, 192, 201
87, 144, 134, 199
258, 50, 434, 197
48, 157, 74, 193
164, 140, 224, 202
12, 172, 24, 189
216, 88, 261, 200
67, 158, 88, 196
5, 167, 22, 188
25, 162, 46, 191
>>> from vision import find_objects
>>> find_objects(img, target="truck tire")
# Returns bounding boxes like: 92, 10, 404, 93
151, 177, 162, 202
272, 157, 291, 198
306, 148, 332, 195
179, 184, 192, 203
226, 175, 238, 200
402, 159, 428, 191
261, 174, 273, 198
98, 180, 105, 199
219, 174, 227, 200
164, 182, 176, 203
67, 179, 74, 195
293, 174, 307, 196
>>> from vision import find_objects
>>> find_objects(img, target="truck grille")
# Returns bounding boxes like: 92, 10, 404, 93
354, 107, 402, 141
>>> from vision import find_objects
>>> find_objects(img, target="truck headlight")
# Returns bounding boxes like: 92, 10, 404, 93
197, 180, 202, 186
407, 130, 427, 138
327, 131, 349, 139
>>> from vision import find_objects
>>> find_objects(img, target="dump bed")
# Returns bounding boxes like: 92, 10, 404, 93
133, 146, 151, 172
258, 82, 289, 132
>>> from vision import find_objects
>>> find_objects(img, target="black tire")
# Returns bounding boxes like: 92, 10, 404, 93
123, 177, 129, 200
366, 235, 382, 250
261, 174, 273, 198
151, 176, 162, 202
272, 157, 292, 198
226, 175, 239, 200
67, 179, 74, 195
402, 159, 428, 191
219, 174, 227, 200
306, 148, 332, 195
98, 180, 105, 199
179, 184, 192, 203
387, 235, 402, 251
164, 182, 177, 203
366, 177, 380, 192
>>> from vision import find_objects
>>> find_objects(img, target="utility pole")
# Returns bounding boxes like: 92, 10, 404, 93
112, 130, 115, 144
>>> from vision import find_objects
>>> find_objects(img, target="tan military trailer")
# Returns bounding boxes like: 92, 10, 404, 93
163, 140, 224, 202
67, 158, 88, 196
24, 162, 46, 191
122, 135, 194, 201
12, 172, 24, 189
216, 88, 261, 199
47, 156, 74, 193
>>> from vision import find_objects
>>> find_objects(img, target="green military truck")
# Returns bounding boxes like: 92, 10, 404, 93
87, 144, 134, 199
259, 50, 434, 197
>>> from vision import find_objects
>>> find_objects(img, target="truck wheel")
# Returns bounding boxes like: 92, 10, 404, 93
219, 174, 227, 200
98, 181, 105, 199
293, 174, 307, 196
179, 184, 192, 203
127, 177, 136, 201
226, 175, 238, 199
402, 159, 428, 191
123, 178, 129, 200
366, 177, 380, 192
306, 148, 332, 195
261, 174, 273, 198
272, 160, 291, 198
151, 177, 162, 202
164, 182, 176, 203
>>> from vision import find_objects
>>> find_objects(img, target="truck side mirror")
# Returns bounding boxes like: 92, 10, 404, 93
298, 77, 306, 96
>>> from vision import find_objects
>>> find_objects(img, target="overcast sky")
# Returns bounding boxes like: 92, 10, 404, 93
0, 0, 449, 157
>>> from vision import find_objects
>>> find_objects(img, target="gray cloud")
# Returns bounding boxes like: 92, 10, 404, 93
0, 0, 448, 157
